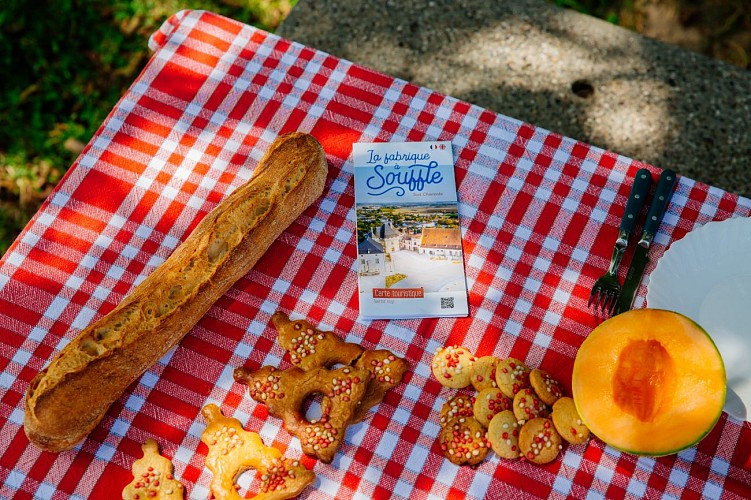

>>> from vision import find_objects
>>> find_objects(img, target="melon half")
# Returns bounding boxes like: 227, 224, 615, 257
572, 309, 726, 456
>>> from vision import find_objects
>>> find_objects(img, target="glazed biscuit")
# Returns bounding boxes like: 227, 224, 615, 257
234, 364, 370, 463
551, 397, 591, 445
439, 416, 489, 466
200, 404, 315, 499
487, 410, 522, 459
473, 388, 513, 427
470, 356, 500, 392
518, 417, 562, 465
431, 346, 476, 389
352, 349, 409, 422
439, 394, 475, 426
513, 388, 550, 422
529, 369, 564, 406
122, 439, 184, 500
495, 358, 531, 398
272, 311, 363, 370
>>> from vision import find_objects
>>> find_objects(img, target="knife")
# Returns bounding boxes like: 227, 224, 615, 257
615, 169, 678, 314
610, 167, 654, 267
588, 168, 653, 310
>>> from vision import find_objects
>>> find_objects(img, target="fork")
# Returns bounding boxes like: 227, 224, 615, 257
588, 168, 652, 316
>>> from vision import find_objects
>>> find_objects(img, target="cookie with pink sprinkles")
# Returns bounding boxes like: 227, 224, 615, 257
439, 416, 490, 466
495, 357, 531, 398
529, 368, 563, 406
518, 417, 562, 465
513, 387, 550, 422
440, 394, 476, 426
487, 410, 522, 459
470, 356, 501, 391
551, 397, 590, 445
431, 345, 476, 389
473, 388, 513, 426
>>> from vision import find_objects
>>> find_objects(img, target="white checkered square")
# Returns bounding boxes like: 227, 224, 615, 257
0, 371, 15, 389
468, 471, 493, 499
434, 460, 459, 487
9, 407, 24, 425
94, 443, 116, 461
553, 475, 574, 496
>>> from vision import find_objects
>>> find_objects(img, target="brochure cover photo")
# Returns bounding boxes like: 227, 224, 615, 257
352, 141, 470, 320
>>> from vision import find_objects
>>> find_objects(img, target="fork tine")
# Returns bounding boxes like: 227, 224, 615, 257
592, 290, 604, 315
598, 290, 611, 317
596, 292, 608, 317
607, 292, 619, 317
600, 290, 618, 318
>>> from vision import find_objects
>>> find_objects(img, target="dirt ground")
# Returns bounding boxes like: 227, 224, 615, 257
605, 0, 750, 70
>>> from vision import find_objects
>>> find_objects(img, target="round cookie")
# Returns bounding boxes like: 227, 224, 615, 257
551, 397, 591, 445
440, 394, 476, 426
495, 358, 531, 398
513, 388, 550, 422
487, 410, 522, 459
470, 356, 500, 391
518, 417, 562, 465
473, 388, 512, 426
432, 345, 476, 389
529, 368, 564, 406
439, 416, 489, 466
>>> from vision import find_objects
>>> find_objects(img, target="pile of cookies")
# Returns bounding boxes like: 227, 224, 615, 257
431, 345, 589, 465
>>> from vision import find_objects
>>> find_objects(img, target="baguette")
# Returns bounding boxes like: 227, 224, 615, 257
24, 132, 328, 452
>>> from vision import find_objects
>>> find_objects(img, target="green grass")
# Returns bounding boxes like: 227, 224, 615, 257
0, 0, 294, 256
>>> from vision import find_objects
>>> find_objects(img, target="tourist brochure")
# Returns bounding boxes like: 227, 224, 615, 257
352, 140, 470, 320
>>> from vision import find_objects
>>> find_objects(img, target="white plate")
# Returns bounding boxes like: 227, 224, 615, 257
646, 216, 751, 421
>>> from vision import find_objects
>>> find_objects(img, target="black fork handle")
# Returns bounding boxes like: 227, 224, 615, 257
620, 168, 653, 235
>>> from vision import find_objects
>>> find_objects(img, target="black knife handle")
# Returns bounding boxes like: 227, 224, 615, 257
643, 169, 678, 238
619, 168, 653, 235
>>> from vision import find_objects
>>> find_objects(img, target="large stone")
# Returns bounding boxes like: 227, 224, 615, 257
278, 0, 751, 197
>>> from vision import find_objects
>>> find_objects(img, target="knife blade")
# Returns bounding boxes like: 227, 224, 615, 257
615, 169, 678, 314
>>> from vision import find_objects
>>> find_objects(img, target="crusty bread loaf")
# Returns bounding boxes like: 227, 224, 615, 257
24, 132, 328, 452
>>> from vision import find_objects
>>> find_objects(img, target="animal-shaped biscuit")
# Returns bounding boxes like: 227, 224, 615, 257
200, 404, 315, 500
272, 311, 363, 370
352, 349, 409, 422
271, 312, 407, 423
122, 439, 184, 500
234, 364, 370, 463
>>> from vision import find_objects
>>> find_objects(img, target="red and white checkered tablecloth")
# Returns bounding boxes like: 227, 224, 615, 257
1, 9, 750, 499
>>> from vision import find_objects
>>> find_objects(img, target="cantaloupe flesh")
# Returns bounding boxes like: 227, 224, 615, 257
573, 309, 726, 456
